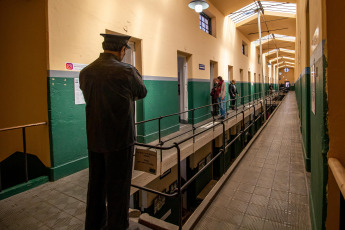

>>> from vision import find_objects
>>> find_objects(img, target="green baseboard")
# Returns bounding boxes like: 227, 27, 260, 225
50, 156, 89, 181
0, 176, 49, 200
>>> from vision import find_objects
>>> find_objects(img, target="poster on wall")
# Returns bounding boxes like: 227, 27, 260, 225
311, 64, 316, 114
74, 78, 85, 105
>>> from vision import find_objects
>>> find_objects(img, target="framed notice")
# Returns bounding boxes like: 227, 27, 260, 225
311, 64, 316, 114
134, 148, 157, 175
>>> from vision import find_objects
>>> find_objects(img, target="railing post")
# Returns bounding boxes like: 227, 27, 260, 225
241, 111, 245, 148
158, 117, 162, 144
225, 100, 228, 117
243, 97, 245, 111
192, 110, 195, 143
222, 121, 226, 175
22, 127, 28, 183
174, 143, 183, 230
158, 117, 163, 162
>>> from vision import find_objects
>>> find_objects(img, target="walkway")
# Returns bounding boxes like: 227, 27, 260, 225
195, 92, 311, 230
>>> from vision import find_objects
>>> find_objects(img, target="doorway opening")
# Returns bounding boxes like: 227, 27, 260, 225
248, 71, 251, 102
228, 65, 233, 81
240, 69, 244, 104
210, 61, 218, 111
178, 56, 188, 124
254, 73, 257, 98
210, 61, 218, 90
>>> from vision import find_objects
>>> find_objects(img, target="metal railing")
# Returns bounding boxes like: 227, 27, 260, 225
0, 122, 47, 192
132, 90, 284, 229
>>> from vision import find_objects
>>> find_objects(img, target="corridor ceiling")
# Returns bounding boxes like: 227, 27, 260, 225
208, 0, 296, 16
209, 0, 296, 67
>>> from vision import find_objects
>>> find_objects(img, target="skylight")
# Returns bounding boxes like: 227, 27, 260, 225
253, 34, 296, 45
264, 48, 295, 55
229, 1, 296, 24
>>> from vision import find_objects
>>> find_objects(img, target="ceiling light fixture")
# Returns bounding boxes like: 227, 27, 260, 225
188, 0, 209, 13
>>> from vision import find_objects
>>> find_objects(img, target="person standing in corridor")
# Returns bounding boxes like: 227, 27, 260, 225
217, 76, 226, 119
80, 33, 147, 230
229, 80, 239, 110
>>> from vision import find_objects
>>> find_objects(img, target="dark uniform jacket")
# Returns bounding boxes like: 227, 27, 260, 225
80, 53, 147, 153
229, 83, 238, 99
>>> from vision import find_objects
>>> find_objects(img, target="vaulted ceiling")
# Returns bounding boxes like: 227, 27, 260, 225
209, 0, 296, 68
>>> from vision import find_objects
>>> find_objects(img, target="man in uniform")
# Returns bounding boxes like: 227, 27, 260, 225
80, 33, 147, 230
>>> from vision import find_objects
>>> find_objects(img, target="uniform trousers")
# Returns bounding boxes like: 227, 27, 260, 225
85, 146, 134, 230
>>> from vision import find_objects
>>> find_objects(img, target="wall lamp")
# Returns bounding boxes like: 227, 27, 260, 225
188, 0, 209, 13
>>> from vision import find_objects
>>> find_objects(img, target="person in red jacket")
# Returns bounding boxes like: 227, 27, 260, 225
210, 78, 219, 116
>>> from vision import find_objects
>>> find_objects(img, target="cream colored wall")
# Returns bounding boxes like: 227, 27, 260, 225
278, 68, 295, 84
295, 0, 310, 82
48, 0, 264, 82
0, 0, 50, 166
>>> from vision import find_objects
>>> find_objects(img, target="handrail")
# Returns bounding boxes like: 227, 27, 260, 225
135, 91, 269, 126
0, 122, 47, 132
329, 158, 345, 198
0, 121, 47, 192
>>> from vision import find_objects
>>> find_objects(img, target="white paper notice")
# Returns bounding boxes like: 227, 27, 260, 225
74, 78, 85, 105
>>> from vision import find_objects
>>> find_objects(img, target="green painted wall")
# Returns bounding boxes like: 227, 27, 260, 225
188, 80, 212, 124
137, 79, 179, 143
48, 77, 88, 181
295, 45, 329, 230
309, 42, 328, 230
238, 82, 269, 105
301, 68, 311, 171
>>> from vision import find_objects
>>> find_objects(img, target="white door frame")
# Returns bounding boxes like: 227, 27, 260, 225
178, 56, 188, 123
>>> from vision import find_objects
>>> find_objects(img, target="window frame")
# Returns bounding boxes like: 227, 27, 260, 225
199, 12, 212, 35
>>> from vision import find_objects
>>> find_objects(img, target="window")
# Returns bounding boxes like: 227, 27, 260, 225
258, 54, 261, 64
199, 13, 211, 35
242, 41, 248, 56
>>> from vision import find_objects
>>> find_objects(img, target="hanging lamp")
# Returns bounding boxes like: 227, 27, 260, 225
188, 0, 209, 13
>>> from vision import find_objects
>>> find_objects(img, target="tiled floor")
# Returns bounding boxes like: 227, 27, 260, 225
195, 92, 311, 230
0, 92, 310, 230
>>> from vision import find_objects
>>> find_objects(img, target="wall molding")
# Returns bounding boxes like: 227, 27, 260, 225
143, 76, 177, 81
48, 70, 80, 78
50, 156, 89, 181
